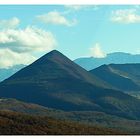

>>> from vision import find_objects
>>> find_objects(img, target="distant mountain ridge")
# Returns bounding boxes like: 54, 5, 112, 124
1, 50, 140, 120
0, 64, 25, 82
74, 52, 140, 70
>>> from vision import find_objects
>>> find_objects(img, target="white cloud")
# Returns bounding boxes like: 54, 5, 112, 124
0, 17, 20, 29
111, 9, 140, 24
64, 5, 99, 11
36, 11, 77, 26
65, 5, 85, 11
0, 26, 57, 68
0, 26, 57, 53
0, 48, 36, 69
90, 43, 106, 58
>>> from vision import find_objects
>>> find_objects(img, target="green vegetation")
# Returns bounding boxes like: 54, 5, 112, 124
1, 98, 140, 134
0, 110, 126, 135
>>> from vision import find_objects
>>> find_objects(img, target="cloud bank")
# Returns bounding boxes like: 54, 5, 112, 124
0, 19, 57, 68
0, 27, 57, 53
0, 48, 36, 69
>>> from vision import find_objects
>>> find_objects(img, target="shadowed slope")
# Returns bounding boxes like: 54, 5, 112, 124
90, 64, 140, 92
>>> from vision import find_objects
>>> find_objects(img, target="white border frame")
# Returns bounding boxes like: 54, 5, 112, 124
0, 0, 140, 5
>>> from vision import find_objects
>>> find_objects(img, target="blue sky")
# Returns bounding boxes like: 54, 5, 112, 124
0, 5, 140, 68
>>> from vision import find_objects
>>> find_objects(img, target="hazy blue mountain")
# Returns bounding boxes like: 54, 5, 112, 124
0, 64, 25, 82
1, 50, 140, 119
74, 52, 140, 70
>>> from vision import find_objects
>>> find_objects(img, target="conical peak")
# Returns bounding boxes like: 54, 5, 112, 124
44, 50, 65, 59
47, 50, 61, 55
33, 49, 72, 66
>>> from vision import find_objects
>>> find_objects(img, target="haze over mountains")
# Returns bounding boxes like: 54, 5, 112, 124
1, 52, 140, 81
74, 52, 140, 70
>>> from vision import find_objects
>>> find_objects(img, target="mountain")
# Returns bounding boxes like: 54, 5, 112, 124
1, 50, 140, 119
0, 64, 25, 82
74, 52, 140, 70
90, 64, 140, 98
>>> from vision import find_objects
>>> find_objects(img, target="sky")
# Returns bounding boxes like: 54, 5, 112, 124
0, 5, 140, 68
